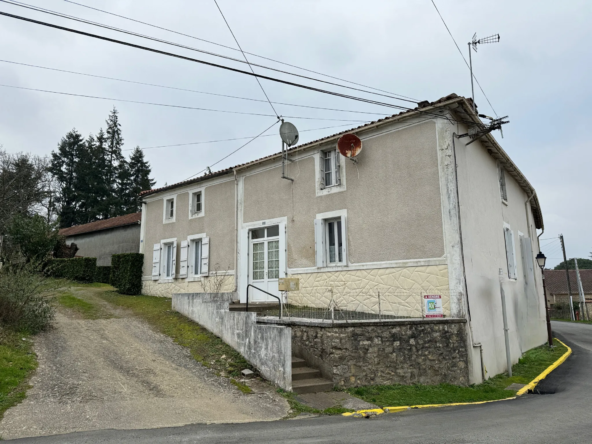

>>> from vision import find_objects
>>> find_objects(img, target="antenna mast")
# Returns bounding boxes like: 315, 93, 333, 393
468, 33, 500, 112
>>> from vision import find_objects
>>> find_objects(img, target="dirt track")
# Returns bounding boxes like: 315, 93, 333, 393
0, 291, 288, 440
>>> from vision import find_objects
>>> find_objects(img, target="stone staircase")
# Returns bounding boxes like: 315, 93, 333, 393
291, 357, 333, 394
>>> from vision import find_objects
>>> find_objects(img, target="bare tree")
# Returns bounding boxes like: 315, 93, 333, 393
201, 263, 232, 294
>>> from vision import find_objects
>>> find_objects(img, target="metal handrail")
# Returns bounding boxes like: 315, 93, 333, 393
246, 284, 283, 318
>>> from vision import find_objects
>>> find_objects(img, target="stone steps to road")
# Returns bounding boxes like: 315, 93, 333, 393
291, 357, 332, 394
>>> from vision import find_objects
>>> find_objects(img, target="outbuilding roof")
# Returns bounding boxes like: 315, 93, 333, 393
139, 93, 543, 229
59, 212, 141, 237
544, 269, 592, 295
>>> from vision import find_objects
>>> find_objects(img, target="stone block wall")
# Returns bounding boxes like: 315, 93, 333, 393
290, 319, 468, 388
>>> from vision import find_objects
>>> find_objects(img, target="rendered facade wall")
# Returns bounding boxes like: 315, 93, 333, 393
287, 264, 450, 317
66, 224, 140, 266
142, 276, 236, 298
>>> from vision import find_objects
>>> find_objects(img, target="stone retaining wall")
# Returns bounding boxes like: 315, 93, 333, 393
288, 319, 468, 388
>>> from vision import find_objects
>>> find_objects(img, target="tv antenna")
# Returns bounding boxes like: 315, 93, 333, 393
468, 33, 500, 113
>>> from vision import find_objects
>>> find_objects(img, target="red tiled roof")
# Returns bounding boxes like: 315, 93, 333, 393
544, 269, 592, 295
59, 212, 141, 237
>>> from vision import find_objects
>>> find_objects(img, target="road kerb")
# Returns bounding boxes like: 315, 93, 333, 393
343, 337, 572, 418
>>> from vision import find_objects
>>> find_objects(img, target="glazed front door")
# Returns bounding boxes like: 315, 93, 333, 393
249, 225, 280, 302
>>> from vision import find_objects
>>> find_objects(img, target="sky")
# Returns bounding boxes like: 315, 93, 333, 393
0, 0, 590, 268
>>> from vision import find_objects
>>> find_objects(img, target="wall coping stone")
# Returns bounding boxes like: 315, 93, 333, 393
257, 317, 466, 328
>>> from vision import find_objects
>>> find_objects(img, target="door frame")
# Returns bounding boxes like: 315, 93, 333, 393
239, 217, 287, 303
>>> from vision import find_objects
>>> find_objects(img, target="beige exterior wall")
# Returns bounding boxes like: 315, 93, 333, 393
142, 276, 236, 298
243, 121, 445, 268
141, 178, 236, 296
287, 265, 450, 317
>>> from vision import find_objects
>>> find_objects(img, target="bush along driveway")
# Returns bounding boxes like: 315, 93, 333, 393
0, 283, 288, 441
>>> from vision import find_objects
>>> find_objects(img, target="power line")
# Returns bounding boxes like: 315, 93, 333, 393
0, 59, 389, 116
126, 123, 363, 152
184, 120, 280, 181
213, 0, 278, 119
1, 0, 418, 105
62, 0, 419, 102
430, 0, 498, 117
0, 83, 371, 122
0, 9, 462, 125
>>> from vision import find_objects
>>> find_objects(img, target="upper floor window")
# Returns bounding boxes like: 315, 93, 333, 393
320, 148, 341, 189
164, 197, 176, 223
499, 164, 508, 202
190, 191, 203, 217
314, 211, 347, 267
503, 225, 517, 279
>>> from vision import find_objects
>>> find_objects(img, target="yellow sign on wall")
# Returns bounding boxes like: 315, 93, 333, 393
278, 278, 300, 292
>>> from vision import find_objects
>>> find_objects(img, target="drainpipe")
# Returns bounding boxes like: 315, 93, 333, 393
524, 192, 535, 240
233, 169, 239, 293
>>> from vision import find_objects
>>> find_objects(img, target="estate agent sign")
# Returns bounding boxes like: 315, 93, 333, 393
424, 294, 443, 318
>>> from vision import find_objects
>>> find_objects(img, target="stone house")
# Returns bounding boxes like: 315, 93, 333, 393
139, 94, 547, 385
60, 212, 141, 266
544, 268, 592, 305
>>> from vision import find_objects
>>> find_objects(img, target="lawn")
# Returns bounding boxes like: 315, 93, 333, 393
348, 340, 569, 408
57, 292, 112, 320
0, 330, 37, 422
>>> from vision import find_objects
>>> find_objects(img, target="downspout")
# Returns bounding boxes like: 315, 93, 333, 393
524, 192, 535, 240
233, 169, 239, 293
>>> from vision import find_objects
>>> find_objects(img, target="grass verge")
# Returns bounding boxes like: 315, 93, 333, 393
348, 340, 568, 408
276, 389, 353, 418
57, 292, 111, 320
0, 330, 37, 423
95, 291, 255, 383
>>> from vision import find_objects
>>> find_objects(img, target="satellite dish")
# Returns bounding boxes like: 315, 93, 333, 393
279, 121, 299, 147
337, 134, 362, 158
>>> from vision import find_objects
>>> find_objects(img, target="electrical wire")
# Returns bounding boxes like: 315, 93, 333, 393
430, 0, 499, 117
0, 59, 389, 116
213, 0, 278, 119
62, 0, 419, 102
0, 83, 371, 122
184, 119, 280, 181
0, 10, 462, 126
0, 0, 419, 105
125, 123, 363, 152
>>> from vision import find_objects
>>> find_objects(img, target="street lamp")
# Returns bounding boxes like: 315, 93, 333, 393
536, 252, 554, 347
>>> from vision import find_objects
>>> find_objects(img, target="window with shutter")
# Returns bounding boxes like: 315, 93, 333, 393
179, 240, 188, 278
201, 237, 210, 275
152, 243, 160, 280
504, 227, 517, 279
499, 165, 508, 202
314, 212, 348, 267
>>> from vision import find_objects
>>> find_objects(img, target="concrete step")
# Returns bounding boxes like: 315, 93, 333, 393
291, 357, 306, 369
292, 367, 321, 381
292, 378, 333, 394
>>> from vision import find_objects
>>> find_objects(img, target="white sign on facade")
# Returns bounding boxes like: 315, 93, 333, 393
424, 294, 443, 318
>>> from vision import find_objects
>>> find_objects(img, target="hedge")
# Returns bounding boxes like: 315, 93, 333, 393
95, 266, 112, 284
110, 253, 143, 295
46, 257, 96, 282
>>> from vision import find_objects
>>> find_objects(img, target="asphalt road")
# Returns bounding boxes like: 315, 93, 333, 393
10, 321, 592, 443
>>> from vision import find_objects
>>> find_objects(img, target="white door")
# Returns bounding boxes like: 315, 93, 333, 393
249, 225, 281, 302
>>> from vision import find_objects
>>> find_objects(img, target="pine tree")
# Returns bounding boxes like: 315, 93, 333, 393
115, 158, 133, 215
104, 107, 124, 218
93, 128, 110, 219
74, 134, 96, 223
50, 129, 85, 228
128, 147, 155, 213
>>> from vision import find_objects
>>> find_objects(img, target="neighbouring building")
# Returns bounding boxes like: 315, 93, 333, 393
139, 93, 547, 385
545, 268, 592, 305
59, 212, 142, 266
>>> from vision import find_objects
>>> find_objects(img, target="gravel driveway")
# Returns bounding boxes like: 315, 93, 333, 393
0, 292, 289, 440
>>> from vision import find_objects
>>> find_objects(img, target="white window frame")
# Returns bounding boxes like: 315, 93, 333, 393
314, 209, 348, 268
503, 223, 517, 280
160, 238, 177, 281
187, 233, 208, 280
498, 163, 508, 204
188, 187, 205, 219
163, 195, 177, 224
314, 148, 346, 197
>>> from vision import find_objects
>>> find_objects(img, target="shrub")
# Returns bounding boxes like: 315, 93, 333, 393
3, 214, 61, 263
46, 257, 96, 282
110, 253, 143, 295
95, 266, 112, 284
0, 262, 56, 333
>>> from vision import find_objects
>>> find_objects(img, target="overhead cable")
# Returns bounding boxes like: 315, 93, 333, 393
0, 10, 462, 126
0, 0, 419, 105
213, 0, 278, 119
0, 83, 370, 122
62, 0, 419, 102
184, 120, 280, 181
430, 0, 498, 117
0, 59, 388, 116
